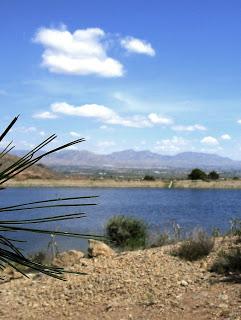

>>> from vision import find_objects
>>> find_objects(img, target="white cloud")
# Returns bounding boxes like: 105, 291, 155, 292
15, 126, 37, 133
237, 119, 241, 124
148, 113, 173, 125
121, 36, 155, 56
69, 131, 81, 138
17, 140, 35, 149
96, 140, 116, 148
221, 134, 231, 140
201, 136, 219, 146
34, 26, 124, 77
99, 125, 114, 132
33, 111, 58, 119
52, 102, 116, 120
154, 136, 188, 154
36, 101, 175, 129
100, 125, 108, 130
140, 140, 146, 145
50, 102, 152, 128
172, 124, 207, 132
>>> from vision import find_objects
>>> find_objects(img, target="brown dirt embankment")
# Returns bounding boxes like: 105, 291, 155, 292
5, 178, 241, 189
0, 238, 240, 320
1, 154, 58, 181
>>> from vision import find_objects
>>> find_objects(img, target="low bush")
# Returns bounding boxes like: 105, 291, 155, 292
188, 168, 207, 180
211, 227, 222, 238
172, 230, 214, 261
143, 175, 155, 181
106, 215, 147, 250
154, 232, 171, 247
208, 171, 219, 180
210, 248, 241, 274
229, 218, 241, 240
28, 251, 48, 265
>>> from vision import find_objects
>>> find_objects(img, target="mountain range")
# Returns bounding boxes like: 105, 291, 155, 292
12, 149, 241, 171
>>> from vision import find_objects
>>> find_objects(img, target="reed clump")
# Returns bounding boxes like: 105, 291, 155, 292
172, 230, 214, 261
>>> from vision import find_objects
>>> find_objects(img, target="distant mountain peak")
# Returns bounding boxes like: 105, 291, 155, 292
12, 149, 241, 170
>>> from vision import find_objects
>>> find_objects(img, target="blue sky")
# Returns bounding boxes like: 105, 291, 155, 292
1, 0, 241, 158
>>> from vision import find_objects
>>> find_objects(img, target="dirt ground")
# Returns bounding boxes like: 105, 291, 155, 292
0, 238, 240, 320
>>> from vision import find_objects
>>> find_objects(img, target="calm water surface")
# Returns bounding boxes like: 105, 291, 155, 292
1, 187, 241, 253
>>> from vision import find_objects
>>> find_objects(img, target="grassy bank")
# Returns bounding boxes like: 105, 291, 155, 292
5, 178, 241, 189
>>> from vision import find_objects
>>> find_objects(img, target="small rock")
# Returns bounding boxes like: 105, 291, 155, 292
53, 250, 85, 267
88, 239, 115, 258
218, 303, 229, 309
219, 294, 229, 302
180, 280, 188, 287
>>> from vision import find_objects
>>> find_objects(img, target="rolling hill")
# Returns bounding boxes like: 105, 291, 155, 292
0, 154, 58, 180
13, 149, 241, 171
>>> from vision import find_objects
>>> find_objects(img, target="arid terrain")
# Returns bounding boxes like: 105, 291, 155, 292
6, 177, 241, 189
0, 238, 240, 320
1, 154, 58, 181
3, 153, 241, 189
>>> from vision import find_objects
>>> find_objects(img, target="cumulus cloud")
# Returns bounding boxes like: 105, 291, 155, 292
52, 102, 116, 120
172, 124, 207, 132
34, 26, 124, 77
121, 37, 155, 56
201, 136, 219, 146
148, 113, 173, 125
221, 134, 231, 140
33, 111, 58, 119
49, 102, 153, 128
35, 102, 175, 129
154, 136, 188, 154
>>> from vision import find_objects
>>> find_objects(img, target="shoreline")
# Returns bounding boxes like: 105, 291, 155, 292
4, 178, 241, 189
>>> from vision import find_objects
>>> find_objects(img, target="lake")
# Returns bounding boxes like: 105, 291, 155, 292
1, 187, 241, 254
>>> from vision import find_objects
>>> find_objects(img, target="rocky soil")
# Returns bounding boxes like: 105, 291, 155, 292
0, 238, 240, 320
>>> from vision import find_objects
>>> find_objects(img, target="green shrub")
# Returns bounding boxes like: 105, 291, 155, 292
229, 218, 241, 238
150, 232, 171, 248
143, 175, 155, 181
172, 230, 214, 261
150, 222, 182, 247
208, 171, 219, 180
211, 227, 221, 238
210, 248, 241, 274
29, 251, 48, 265
188, 168, 207, 180
106, 215, 147, 250
155, 232, 171, 246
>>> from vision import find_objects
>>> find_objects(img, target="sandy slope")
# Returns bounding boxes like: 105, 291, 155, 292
0, 238, 240, 320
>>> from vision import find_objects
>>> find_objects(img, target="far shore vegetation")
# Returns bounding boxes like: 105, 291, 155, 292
6, 176, 241, 189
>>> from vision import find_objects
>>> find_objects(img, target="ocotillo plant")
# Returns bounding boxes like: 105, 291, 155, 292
0, 115, 101, 280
